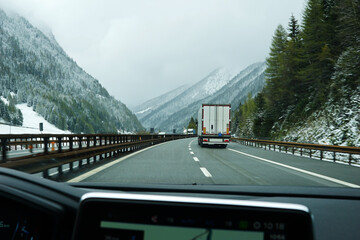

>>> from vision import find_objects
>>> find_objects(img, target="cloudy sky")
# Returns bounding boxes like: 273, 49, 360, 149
0, 0, 306, 107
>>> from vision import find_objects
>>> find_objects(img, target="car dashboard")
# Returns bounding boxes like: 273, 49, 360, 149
0, 168, 359, 240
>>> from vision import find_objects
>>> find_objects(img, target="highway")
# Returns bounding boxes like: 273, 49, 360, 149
68, 138, 360, 187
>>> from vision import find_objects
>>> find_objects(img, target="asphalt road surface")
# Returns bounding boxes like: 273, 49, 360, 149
68, 138, 360, 187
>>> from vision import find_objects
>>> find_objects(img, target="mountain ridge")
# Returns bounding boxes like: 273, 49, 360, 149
135, 62, 266, 132
0, 8, 143, 133
137, 67, 232, 130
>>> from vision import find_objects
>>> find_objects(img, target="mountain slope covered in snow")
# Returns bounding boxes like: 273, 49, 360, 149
135, 63, 266, 132
0, 102, 71, 134
138, 68, 232, 130
0, 9, 142, 133
132, 84, 189, 121
160, 62, 266, 131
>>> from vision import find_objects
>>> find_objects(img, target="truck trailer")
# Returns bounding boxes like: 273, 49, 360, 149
197, 104, 231, 147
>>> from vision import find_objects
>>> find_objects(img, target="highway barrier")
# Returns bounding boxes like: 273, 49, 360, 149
232, 138, 360, 166
0, 134, 195, 178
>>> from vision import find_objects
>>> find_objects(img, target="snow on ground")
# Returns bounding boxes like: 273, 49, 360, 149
0, 103, 71, 134
136, 107, 151, 115
284, 87, 360, 147
0, 96, 9, 104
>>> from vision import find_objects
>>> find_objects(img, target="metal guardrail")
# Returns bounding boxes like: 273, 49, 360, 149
231, 138, 360, 166
0, 134, 195, 178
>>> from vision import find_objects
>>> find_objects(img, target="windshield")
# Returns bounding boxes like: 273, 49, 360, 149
0, 0, 359, 188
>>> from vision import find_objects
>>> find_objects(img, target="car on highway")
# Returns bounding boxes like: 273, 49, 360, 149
1, 0, 360, 240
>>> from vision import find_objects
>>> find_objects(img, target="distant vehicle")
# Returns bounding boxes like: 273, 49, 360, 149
197, 104, 231, 148
184, 128, 195, 135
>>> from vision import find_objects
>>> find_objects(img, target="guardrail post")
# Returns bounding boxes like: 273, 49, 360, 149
1, 138, 7, 163
79, 158, 83, 168
78, 136, 82, 149
58, 165, 63, 175
320, 150, 323, 160
43, 169, 49, 178
333, 152, 336, 162
87, 137, 90, 148
58, 137, 62, 152
309, 149, 312, 158
349, 154, 352, 165
44, 137, 49, 154
69, 137, 73, 151
69, 162, 73, 171
300, 148, 303, 156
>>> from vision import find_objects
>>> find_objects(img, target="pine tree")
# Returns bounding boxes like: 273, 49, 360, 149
300, 0, 326, 91
285, 15, 305, 103
187, 117, 197, 129
336, 0, 360, 49
265, 25, 288, 116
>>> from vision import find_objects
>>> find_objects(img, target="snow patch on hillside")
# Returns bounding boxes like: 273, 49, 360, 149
284, 88, 360, 147
0, 103, 71, 134
202, 68, 231, 95
136, 107, 151, 115
0, 96, 9, 104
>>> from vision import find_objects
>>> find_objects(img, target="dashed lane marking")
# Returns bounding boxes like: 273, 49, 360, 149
193, 157, 199, 162
190, 151, 194, 155
228, 148, 360, 188
200, 167, 212, 177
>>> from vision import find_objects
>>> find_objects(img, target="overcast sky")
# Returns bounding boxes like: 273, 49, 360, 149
0, 0, 306, 107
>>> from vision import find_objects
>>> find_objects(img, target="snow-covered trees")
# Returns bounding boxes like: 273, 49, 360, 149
0, 8, 142, 133
233, 0, 360, 146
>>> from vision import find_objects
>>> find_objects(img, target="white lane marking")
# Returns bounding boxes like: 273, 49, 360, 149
67, 142, 168, 182
190, 151, 194, 155
193, 157, 199, 162
228, 148, 360, 188
188, 148, 192, 151
200, 167, 212, 177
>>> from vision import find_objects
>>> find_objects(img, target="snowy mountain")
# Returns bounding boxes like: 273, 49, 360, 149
0, 9, 142, 133
159, 62, 266, 131
138, 68, 232, 131
132, 84, 189, 121
136, 63, 266, 132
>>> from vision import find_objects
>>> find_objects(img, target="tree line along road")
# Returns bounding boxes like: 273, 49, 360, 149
67, 138, 360, 187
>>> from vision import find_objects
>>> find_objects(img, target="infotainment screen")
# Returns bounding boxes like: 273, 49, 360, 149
100, 221, 263, 240
74, 193, 313, 240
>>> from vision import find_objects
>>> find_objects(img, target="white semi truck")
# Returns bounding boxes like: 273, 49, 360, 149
197, 104, 231, 147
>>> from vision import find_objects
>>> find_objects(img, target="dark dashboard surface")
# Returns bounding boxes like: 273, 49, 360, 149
0, 168, 360, 240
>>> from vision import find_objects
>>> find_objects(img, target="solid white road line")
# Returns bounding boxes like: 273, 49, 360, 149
193, 157, 199, 162
228, 148, 360, 188
190, 151, 194, 155
200, 167, 212, 177
67, 142, 168, 183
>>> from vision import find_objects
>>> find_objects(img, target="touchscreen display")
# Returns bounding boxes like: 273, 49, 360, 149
75, 194, 313, 240
100, 221, 264, 240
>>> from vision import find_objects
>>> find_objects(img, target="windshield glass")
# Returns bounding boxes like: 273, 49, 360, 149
0, 0, 359, 188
